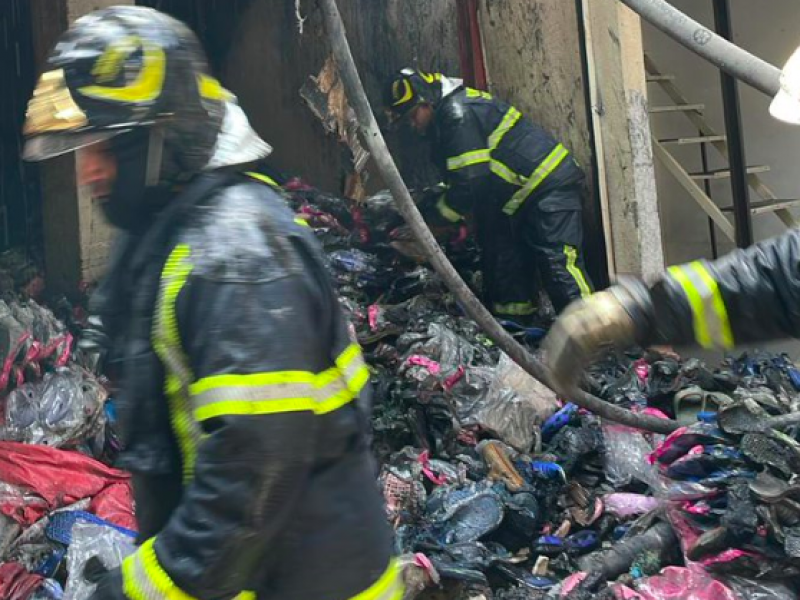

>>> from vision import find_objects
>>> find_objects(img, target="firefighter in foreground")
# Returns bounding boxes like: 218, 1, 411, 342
384, 69, 593, 320
23, 7, 398, 600
543, 48, 800, 396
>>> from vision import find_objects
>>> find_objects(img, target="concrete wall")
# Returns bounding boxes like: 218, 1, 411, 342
220, 0, 461, 194
644, 0, 800, 358
476, 0, 610, 286
477, 0, 664, 286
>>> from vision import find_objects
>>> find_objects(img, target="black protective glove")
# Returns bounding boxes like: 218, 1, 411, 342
86, 561, 126, 600
542, 278, 655, 396
417, 183, 460, 229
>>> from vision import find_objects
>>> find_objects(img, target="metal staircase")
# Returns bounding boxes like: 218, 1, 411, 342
646, 54, 800, 256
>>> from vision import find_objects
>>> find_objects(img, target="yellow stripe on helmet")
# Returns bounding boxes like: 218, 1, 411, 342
80, 38, 166, 104
392, 79, 414, 107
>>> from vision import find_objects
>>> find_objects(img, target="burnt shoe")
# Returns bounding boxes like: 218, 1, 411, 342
722, 481, 759, 543
687, 526, 731, 561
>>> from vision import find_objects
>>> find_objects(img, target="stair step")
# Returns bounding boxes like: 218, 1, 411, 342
690, 165, 771, 180
646, 74, 676, 82
649, 103, 705, 114
659, 135, 727, 146
720, 198, 800, 215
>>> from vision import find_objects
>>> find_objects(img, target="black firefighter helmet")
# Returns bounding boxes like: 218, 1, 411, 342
22, 6, 243, 181
384, 68, 445, 124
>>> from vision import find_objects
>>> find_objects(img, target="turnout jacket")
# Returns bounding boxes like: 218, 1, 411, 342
91, 172, 397, 600
645, 228, 800, 350
431, 86, 584, 222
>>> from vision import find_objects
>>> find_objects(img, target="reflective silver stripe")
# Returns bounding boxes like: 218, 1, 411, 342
667, 262, 734, 349
193, 380, 316, 410
339, 349, 366, 384
490, 160, 525, 186
121, 538, 197, 600
502, 144, 569, 215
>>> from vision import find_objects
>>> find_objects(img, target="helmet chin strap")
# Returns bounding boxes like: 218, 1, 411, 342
145, 127, 165, 187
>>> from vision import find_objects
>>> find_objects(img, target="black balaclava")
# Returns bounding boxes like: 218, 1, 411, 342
101, 128, 172, 234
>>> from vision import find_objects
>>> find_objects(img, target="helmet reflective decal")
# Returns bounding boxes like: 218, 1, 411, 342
197, 74, 233, 101
80, 38, 166, 104
419, 71, 436, 84
23, 69, 88, 136
392, 79, 414, 106
91, 35, 139, 84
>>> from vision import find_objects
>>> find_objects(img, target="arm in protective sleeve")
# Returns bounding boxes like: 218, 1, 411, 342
120, 273, 320, 600
646, 228, 800, 349
436, 107, 493, 221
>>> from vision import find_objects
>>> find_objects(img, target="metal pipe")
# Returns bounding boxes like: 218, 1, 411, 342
318, 0, 678, 434
713, 0, 753, 248
617, 0, 780, 97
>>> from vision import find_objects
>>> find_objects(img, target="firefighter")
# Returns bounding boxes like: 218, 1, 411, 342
543, 48, 800, 395
23, 7, 398, 600
384, 68, 593, 319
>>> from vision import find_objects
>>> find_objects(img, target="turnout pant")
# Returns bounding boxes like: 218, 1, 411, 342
480, 183, 593, 317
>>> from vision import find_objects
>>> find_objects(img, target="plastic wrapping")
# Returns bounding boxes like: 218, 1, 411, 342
1, 367, 106, 448
603, 494, 662, 519
63, 523, 136, 600
453, 354, 558, 452
0, 442, 133, 529
603, 422, 661, 489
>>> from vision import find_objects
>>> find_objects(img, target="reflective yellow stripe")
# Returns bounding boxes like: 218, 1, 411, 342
436, 195, 464, 223
122, 538, 255, 600
493, 301, 536, 316
122, 538, 198, 600
245, 171, 280, 188
668, 262, 734, 349
336, 343, 369, 391
91, 36, 137, 83
489, 107, 521, 150
197, 74, 232, 101
153, 244, 201, 483
502, 144, 569, 215
490, 160, 526, 186
348, 559, 404, 600
392, 79, 414, 107
190, 345, 369, 422
447, 149, 491, 171
691, 262, 734, 347
466, 88, 492, 100
80, 38, 166, 104
564, 246, 592, 298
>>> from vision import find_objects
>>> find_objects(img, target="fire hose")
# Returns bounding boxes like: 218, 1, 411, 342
319, 0, 678, 435
617, 0, 781, 98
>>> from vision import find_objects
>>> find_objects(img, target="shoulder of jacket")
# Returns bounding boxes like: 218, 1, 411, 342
177, 180, 302, 282
436, 92, 471, 126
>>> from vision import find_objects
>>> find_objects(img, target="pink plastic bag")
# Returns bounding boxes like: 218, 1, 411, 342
603, 493, 662, 519
620, 567, 738, 600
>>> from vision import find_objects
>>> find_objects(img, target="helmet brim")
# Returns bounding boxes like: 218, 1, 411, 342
23, 129, 127, 162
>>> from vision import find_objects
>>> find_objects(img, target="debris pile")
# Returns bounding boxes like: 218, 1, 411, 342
284, 182, 800, 600
0, 283, 133, 600
1, 181, 799, 599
